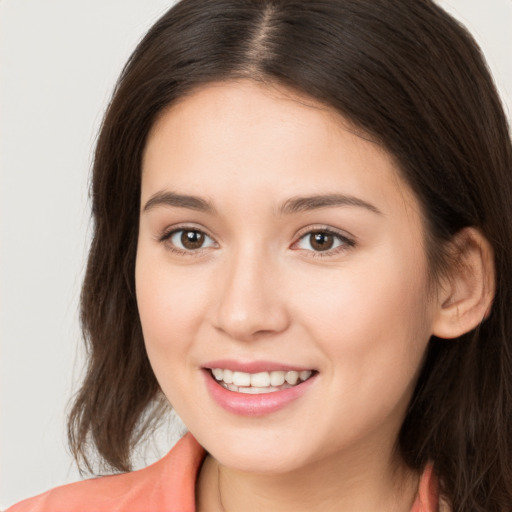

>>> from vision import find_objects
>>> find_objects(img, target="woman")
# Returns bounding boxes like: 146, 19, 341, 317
9, 0, 512, 510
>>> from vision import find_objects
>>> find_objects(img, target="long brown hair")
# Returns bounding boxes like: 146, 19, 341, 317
69, 1, 512, 509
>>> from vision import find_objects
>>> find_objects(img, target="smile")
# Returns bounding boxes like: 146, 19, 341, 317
203, 364, 318, 416
210, 368, 313, 394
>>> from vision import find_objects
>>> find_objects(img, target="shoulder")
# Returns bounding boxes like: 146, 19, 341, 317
6, 433, 205, 512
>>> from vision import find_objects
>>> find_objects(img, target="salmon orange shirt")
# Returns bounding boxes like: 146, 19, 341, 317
7, 433, 438, 512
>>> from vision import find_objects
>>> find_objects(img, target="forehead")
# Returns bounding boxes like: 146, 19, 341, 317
145, 80, 374, 166
141, 79, 420, 219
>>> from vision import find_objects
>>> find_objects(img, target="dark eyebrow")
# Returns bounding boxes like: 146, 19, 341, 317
279, 194, 382, 215
143, 191, 381, 216
143, 191, 216, 213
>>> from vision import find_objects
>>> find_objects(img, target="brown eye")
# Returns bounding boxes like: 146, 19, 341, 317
166, 229, 216, 252
309, 232, 335, 251
181, 230, 205, 249
295, 229, 352, 254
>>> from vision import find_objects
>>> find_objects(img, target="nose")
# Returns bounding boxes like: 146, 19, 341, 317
212, 247, 290, 342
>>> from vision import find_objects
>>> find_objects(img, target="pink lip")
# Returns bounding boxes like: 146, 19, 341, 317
203, 359, 313, 373
202, 369, 318, 417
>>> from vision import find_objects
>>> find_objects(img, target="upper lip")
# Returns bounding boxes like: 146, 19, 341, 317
203, 359, 315, 373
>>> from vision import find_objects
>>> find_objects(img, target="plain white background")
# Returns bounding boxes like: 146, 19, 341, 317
1, 0, 510, 508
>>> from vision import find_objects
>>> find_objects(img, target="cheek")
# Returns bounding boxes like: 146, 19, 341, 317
135, 251, 212, 416
293, 244, 432, 388
135, 248, 207, 369
291, 254, 432, 449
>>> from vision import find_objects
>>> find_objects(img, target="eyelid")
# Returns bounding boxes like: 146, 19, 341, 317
293, 224, 355, 242
158, 220, 216, 238
158, 224, 218, 254
156, 223, 355, 257
291, 225, 356, 255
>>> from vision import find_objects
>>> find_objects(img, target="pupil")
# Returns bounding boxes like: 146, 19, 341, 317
311, 232, 333, 251
181, 230, 204, 249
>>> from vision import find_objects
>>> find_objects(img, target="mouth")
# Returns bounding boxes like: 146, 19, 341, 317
210, 368, 314, 395
202, 360, 319, 416
208, 368, 316, 394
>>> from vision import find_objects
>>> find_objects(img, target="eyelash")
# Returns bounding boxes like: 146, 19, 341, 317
159, 225, 217, 257
292, 227, 355, 258
158, 225, 356, 257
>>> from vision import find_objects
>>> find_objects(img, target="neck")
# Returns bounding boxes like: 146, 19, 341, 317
196, 441, 419, 512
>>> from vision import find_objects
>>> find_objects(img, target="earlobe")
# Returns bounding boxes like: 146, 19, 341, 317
432, 227, 495, 339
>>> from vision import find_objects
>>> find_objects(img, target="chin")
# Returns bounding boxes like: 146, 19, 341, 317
193, 422, 317, 474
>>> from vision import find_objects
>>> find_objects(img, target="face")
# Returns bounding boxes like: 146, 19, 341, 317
136, 80, 437, 474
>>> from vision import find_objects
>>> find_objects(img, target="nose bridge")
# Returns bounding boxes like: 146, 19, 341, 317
214, 242, 289, 340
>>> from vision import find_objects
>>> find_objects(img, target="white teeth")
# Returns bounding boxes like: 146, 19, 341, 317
241, 386, 268, 394
285, 370, 299, 385
211, 368, 314, 390
270, 371, 286, 386
300, 370, 312, 381
219, 383, 293, 394
250, 372, 271, 387
232, 371, 251, 387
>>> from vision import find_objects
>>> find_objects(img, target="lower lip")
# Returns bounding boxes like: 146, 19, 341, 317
203, 370, 317, 416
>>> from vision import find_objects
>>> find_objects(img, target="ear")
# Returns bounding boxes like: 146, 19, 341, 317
432, 227, 495, 339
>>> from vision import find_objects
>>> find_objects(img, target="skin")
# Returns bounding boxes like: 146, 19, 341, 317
136, 80, 443, 511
